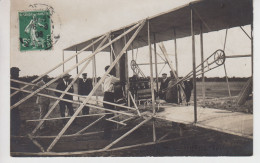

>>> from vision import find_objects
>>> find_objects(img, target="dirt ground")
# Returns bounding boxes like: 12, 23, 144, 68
11, 81, 253, 156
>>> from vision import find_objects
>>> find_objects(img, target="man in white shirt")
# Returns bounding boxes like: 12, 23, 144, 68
102, 65, 120, 139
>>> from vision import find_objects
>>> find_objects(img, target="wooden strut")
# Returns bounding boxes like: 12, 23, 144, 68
11, 34, 106, 98
12, 126, 134, 139
106, 119, 127, 126
153, 33, 159, 93
92, 39, 98, 104
148, 20, 156, 142
121, 116, 136, 123
11, 87, 135, 117
148, 20, 155, 115
158, 63, 167, 75
240, 26, 252, 40
62, 50, 65, 72
138, 38, 166, 62
223, 29, 232, 97
26, 113, 109, 122
200, 22, 205, 105
129, 91, 141, 116
157, 131, 172, 142
11, 22, 141, 109
103, 116, 152, 150
11, 134, 201, 156
76, 46, 79, 74
46, 20, 146, 152
137, 62, 165, 65
107, 114, 121, 120
11, 78, 137, 111
32, 34, 111, 136
158, 43, 186, 99
191, 6, 197, 123
123, 29, 131, 112
74, 115, 106, 135
28, 134, 45, 152
173, 27, 181, 104
226, 54, 251, 58
251, 23, 253, 77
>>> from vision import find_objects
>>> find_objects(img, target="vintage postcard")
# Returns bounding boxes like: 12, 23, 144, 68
5, 0, 255, 159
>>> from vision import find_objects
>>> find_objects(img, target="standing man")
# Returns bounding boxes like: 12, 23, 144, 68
159, 73, 170, 100
32, 75, 50, 129
165, 71, 179, 104
183, 78, 193, 106
10, 67, 22, 136
78, 73, 93, 115
102, 66, 119, 139
55, 73, 75, 123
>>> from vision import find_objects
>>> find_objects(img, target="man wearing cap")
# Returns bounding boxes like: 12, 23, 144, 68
32, 75, 50, 129
159, 73, 170, 100
10, 67, 22, 136
55, 73, 75, 123
78, 73, 93, 115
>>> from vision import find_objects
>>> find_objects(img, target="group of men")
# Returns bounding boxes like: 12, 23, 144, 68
10, 65, 117, 139
159, 72, 193, 105
11, 65, 192, 139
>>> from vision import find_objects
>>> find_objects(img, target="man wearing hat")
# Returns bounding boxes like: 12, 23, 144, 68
166, 71, 179, 104
78, 73, 93, 115
32, 75, 50, 129
55, 73, 75, 123
10, 67, 22, 136
159, 73, 170, 100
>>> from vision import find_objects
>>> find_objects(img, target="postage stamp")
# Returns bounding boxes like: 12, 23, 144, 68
19, 10, 52, 51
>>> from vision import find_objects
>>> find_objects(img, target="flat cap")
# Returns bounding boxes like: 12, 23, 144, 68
10, 67, 20, 73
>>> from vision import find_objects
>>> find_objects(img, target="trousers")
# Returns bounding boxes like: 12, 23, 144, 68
11, 108, 21, 136
103, 92, 115, 138
59, 101, 74, 124
38, 101, 50, 129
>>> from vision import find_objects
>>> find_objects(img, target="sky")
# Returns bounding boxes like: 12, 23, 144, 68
10, 0, 252, 78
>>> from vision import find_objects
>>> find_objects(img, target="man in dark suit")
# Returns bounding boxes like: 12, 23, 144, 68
183, 78, 193, 105
159, 73, 170, 100
55, 73, 75, 123
10, 67, 22, 136
78, 73, 93, 115
165, 71, 179, 104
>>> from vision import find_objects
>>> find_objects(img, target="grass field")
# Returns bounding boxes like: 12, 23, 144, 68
11, 81, 253, 156
196, 81, 246, 98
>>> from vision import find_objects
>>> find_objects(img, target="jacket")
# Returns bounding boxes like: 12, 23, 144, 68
55, 79, 74, 100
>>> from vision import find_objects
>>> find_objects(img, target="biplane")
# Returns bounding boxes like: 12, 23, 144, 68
10, 0, 253, 156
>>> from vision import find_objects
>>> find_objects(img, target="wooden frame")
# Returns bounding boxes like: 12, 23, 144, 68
46, 20, 146, 152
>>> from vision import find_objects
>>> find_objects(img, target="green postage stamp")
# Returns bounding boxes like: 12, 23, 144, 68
19, 10, 52, 51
